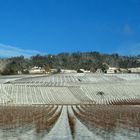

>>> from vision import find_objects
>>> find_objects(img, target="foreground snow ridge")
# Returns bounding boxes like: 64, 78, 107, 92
0, 105, 140, 139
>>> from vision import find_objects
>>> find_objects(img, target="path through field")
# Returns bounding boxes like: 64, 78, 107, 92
43, 106, 72, 140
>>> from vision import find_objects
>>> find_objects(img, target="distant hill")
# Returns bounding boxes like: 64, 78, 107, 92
0, 52, 140, 75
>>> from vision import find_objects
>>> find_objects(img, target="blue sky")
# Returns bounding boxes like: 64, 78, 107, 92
0, 0, 140, 57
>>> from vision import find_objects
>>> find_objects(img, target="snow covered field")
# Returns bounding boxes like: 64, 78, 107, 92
0, 73, 140, 105
0, 73, 140, 139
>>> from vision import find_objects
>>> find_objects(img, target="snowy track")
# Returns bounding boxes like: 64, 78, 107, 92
43, 106, 72, 140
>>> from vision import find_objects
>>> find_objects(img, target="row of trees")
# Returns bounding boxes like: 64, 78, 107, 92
0, 52, 140, 75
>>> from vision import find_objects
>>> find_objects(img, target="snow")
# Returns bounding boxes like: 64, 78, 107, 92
0, 73, 140, 139
43, 106, 72, 140
68, 106, 103, 140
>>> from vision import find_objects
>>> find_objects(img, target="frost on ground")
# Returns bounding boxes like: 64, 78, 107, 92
0, 73, 140, 139
0, 105, 140, 139
1, 73, 140, 105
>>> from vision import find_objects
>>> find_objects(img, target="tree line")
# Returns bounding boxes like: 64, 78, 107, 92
0, 52, 140, 75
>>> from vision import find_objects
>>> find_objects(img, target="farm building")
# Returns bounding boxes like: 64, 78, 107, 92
61, 69, 77, 73
128, 67, 140, 73
120, 68, 130, 73
29, 66, 46, 74
107, 67, 120, 74
79, 69, 90, 73
50, 69, 58, 73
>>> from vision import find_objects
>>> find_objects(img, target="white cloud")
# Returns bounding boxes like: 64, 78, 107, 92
0, 43, 45, 57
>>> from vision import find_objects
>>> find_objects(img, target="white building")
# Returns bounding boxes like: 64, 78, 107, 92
50, 69, 58, 73
107, 67, 120, 74
128, 67, 140, 73
61, 69, 77, 73
29, 66, 45, 74
79, 69, 90, 73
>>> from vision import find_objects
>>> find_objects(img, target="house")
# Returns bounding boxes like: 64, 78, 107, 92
77, 69, 90, 73
61, 69, 77, 73
18, 71, 22, 75
120, 68, 130, 73
107, 67, 120, 74
29, 66, 45, 74
50, 69, 58, 73
128, 67, 140, 73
